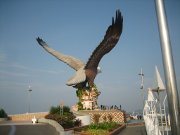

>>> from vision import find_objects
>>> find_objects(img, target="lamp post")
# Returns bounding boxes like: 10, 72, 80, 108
60, 101, 64, 116
28, 86, 32, 113
138, 68, 145, 108
155, 0, 180, 134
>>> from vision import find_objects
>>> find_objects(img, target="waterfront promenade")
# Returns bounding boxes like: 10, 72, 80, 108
0, 121, 58, 135
119, 124, 147, 135
0, 121, 147, 135
0, 112, 147, 135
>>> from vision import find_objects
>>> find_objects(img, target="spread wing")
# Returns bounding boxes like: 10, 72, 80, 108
66, 67, 86, 86
36, 37, 85, 71
85, 10, 123, 69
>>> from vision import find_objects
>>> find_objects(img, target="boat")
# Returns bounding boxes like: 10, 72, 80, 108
143, 66, 171, 135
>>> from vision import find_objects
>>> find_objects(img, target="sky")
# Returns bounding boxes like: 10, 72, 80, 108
0, 0, 180, 115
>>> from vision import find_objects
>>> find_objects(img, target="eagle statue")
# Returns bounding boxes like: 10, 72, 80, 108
36, 10, 123, 88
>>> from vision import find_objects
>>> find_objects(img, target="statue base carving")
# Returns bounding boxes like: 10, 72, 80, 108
75, 84, 101, 110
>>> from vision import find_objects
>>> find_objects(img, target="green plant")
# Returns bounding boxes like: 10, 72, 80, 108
76, 88, 83, 99
49, 106, 59, 114
49, 105, 70, 114
77, 102, 83, 110
88, 122, 118, 130
63, 106, 70, 113
81, 122, 119, 135
60, 118, 74, 129
84, 129, 108, 135
45, 112, 76, 129
45, 114, 62, 121
47, 105, 79, 129
74, 119, 81, 127
0, 108, 8, 118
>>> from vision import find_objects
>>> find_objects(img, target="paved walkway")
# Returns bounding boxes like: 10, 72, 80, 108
118, 125, 147, 135
0, 121, 58, 135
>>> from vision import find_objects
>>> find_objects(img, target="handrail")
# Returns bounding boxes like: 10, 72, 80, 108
144, 95, 170, 135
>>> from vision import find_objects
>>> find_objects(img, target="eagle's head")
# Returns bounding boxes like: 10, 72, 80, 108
97, 66, 102, 74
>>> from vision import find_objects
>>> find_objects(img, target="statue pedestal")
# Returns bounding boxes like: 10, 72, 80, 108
76, 85, 101, 110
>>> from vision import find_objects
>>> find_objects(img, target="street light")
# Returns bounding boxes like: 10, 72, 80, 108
28, 86, 32, 113
155, 0, 180, 134
138, 68, 145, 108
60, 101, 64, 116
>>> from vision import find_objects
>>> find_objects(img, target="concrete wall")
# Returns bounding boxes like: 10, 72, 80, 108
9, 112, 48, 121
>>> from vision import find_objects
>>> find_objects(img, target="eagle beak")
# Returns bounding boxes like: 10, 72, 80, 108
97, 66, 102, 74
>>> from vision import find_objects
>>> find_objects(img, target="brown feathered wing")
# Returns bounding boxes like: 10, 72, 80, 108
85, 10, 123, 70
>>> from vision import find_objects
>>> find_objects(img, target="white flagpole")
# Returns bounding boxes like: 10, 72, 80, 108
155, 0, 180, 134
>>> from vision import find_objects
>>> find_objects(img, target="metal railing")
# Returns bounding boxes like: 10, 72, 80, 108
143, 93, 171, 135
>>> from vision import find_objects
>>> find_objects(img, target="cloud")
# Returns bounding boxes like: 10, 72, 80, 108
0, 62, 64, 75
19, 63, 64, 74
0, 80, 29, 90
0, 63, 33, 77
10, 63, 30, 70
0, 70, 31, 77
37, 69, 64, 74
